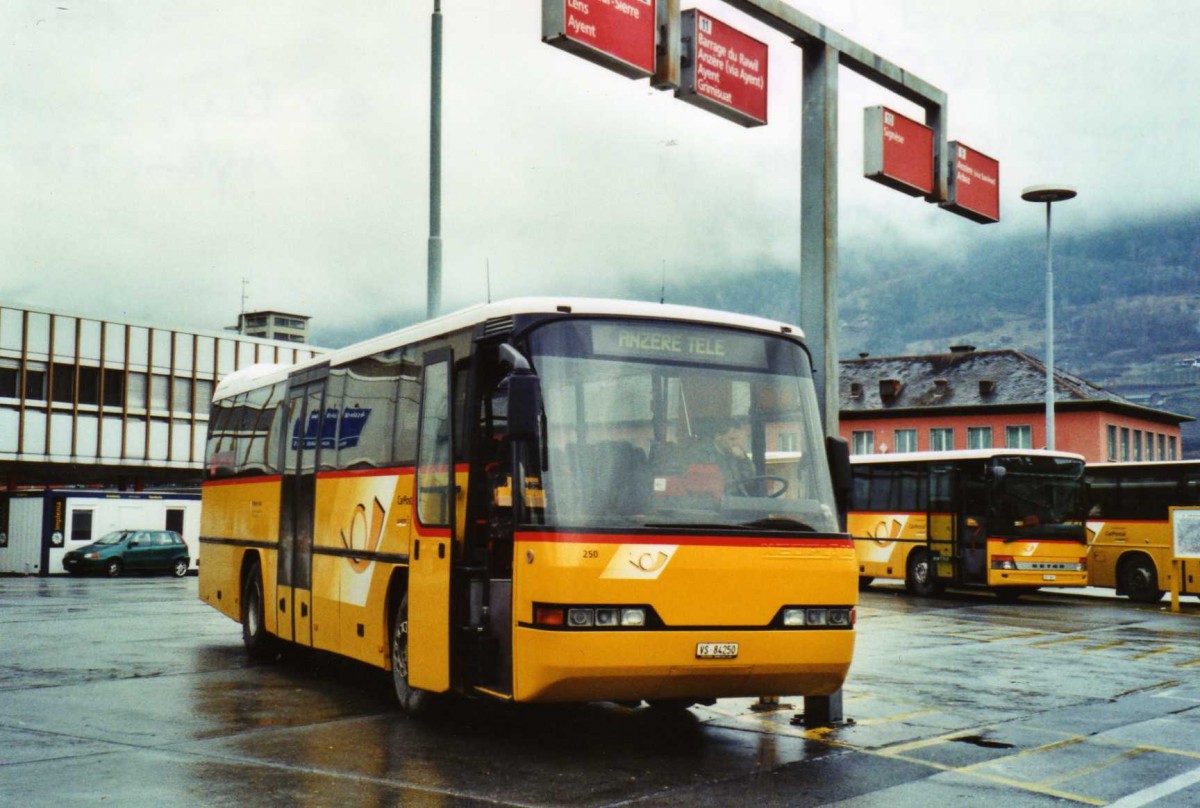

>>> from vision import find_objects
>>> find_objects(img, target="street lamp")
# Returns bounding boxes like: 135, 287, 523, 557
1021, 184, 1077, 451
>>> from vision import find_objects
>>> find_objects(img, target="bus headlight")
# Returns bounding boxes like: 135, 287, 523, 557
780, 607, 855, 628
567, 608, 594, 627
534, 604, 653, 629
992, 555, 1017, 571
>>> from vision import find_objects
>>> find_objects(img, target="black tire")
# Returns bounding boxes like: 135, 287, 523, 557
106, 558, 122, 578
1120, 556, 1164, 603
858, 576, 875, 590
391, 594, 434, 716
241, 561, 277, 661
905, 549, 944, 597
171, 558, 189, 578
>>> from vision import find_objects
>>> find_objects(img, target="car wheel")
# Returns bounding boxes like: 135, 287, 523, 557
106, 559, 122, 578
905, 549, 944, 597
1120, 556, 1164, 603
241, 561, 277, 661
391, 594, 434, 716
171, 558, 189, 578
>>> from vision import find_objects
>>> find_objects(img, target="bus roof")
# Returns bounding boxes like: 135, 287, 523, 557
852, 449, 1085, 465
1086, 460, 1200, 470
213, 297, 807, 401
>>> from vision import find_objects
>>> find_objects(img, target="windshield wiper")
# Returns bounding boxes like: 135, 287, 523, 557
739, 517, 819, 532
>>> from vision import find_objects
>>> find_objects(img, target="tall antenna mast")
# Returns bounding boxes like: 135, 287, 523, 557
239, 278, 249, 334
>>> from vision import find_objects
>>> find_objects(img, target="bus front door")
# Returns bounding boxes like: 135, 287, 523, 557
408, 350, 454, 693
278, 378, 324, 647
929, 467, 959, 583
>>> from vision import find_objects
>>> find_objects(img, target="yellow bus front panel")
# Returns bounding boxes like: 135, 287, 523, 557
511, 532, 857, 703
986, 539, 1088, 588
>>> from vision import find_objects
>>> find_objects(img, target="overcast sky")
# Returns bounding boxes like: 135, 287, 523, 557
3, 1, 1198, 345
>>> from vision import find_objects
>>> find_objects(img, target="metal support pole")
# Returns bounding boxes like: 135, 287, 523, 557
800, 44, 839, 437
1044, 200, 1055, 450
427, 1, 443, 319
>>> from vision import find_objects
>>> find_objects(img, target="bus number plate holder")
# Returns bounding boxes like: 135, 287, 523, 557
696, 642, 739, 659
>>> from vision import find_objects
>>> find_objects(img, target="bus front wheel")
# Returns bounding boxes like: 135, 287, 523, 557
1120, 556, 1164, 604
391, 595, 435, 716
905, 549, 944, 597
241, 561, 278, 662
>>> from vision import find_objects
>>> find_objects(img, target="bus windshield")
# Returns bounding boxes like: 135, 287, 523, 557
526, 319, 839, 533
989, 455, 1086, 541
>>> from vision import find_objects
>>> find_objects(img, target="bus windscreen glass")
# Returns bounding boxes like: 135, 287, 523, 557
527, 320, 838, 533
990, 455, 1086, 541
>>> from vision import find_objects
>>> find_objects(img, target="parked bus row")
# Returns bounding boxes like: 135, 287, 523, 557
847, 451, 1200, 603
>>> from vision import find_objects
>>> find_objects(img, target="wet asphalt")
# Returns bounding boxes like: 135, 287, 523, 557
2, 575, 1199, 807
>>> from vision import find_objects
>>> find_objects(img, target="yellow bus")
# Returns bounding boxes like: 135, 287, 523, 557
199, 298, 857, 713
1085, 461, 1200, 602
849, 450, 1088, 600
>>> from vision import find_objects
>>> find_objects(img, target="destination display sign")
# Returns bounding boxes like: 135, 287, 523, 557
591, 323, 769, 368
542, 0, 657, 80
943, 141, 1000, 223
677, 9, 768, 127
863, 106, 934, 197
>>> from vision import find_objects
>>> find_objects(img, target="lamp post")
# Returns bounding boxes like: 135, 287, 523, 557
1021, 184, 1077, 451
427, 0, 443, 319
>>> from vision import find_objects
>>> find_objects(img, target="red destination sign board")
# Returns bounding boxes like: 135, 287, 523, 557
944, 141, 1000, 223
677, 10, 768, 127
542, 0, 657, 80
863, 106, 934, 197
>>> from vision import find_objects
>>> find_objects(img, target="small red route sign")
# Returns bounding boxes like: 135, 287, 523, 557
677, 9, 768, 127
943, 141, 1000, 223
863, 106, 934, 197
542, 0, 657, 80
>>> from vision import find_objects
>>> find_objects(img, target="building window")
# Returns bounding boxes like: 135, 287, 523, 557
1107, 425, 1118, 462
52, 363, 75, 403
1005, 425, 1032, 449
929, 428, 954, 451
777, 432, 799, 452
77, 366, 99, 405
1120, 428, 1130, 461
967, 426, 993, 450
103, 369, 125, 408
0, 359, 17, 398
894, 429, 918, 453
851, 430, 874, 455
1134, 430, 1143, 462
1170, 436, 1178, 460
1158, 434, 1166, 462
70, 510, 94, 543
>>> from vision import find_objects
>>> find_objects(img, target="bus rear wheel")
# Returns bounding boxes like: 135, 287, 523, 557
905, 549, 944, 597
1120, 556, 1164, 603
391, 595, 435, 716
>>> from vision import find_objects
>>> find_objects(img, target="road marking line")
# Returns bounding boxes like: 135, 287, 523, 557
1083, 640, 1128, 652
1030, 635, 1088, 647
1106, 762, 1200, 807
1132, 647, 1173, 660
1175, 658, 1200, 668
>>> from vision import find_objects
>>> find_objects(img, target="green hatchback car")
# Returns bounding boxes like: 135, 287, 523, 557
63, 530, 190, 578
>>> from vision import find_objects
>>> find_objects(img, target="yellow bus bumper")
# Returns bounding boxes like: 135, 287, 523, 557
513, 627, 854, 703
989, 569, 1088, 588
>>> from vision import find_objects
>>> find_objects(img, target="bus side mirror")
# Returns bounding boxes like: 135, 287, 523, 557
507, 372, 542, 441
826, 436, 851, 526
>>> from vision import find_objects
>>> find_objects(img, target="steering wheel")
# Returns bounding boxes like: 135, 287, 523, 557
727, 475, 789, 498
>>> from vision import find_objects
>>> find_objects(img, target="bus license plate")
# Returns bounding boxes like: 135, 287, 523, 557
1043, 574, 1057, 581
696, 642, 739, 659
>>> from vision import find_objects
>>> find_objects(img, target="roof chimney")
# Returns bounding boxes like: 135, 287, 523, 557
950, 344, 976, 354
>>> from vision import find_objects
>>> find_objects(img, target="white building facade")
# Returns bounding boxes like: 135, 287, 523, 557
0, 305, 327, 487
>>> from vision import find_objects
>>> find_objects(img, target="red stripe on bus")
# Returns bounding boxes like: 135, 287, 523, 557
203, 475, 283, 488
319, 467, 414, 480
516, 531, 854, 549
